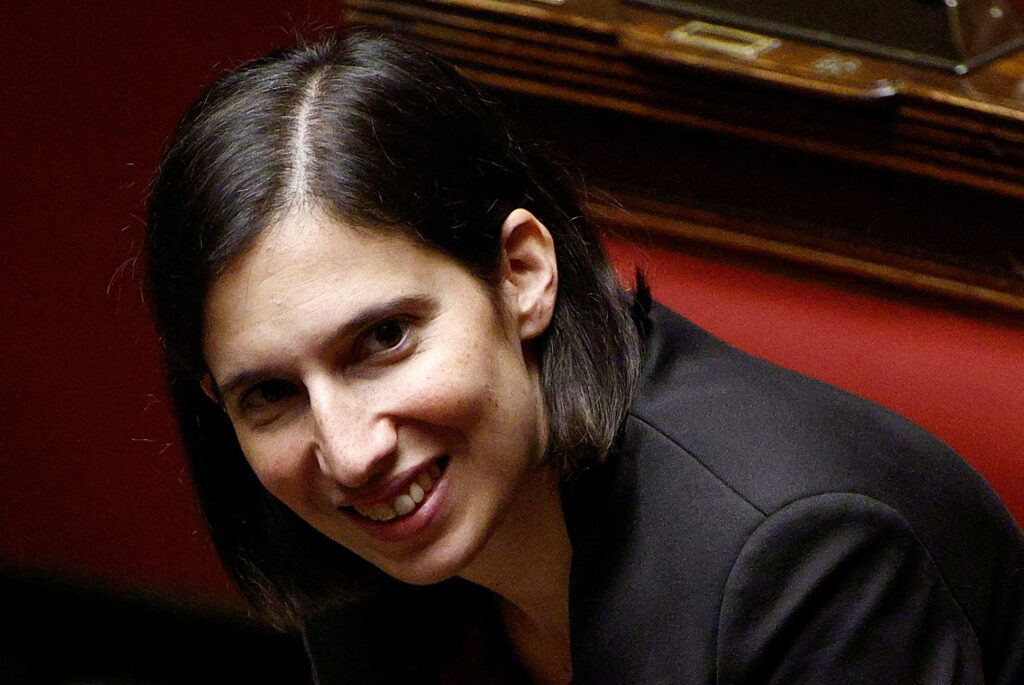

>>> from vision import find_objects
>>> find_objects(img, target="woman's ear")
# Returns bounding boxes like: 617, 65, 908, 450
499, 208, 558, 341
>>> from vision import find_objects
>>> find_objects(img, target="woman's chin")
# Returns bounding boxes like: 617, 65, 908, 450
374, 555, 468, 586
371, 528, 490, 587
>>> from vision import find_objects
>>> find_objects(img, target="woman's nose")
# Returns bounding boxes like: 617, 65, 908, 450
308, 382, 397, 489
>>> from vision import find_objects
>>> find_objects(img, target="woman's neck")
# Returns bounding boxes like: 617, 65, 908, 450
459, 466, 572, 685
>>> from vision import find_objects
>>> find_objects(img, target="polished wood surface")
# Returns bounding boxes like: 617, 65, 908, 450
344, 0, 1024, 312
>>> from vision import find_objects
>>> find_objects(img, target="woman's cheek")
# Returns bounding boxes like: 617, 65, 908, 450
394, 352, 471, 412
408, 365, 493, 428
239, 430, 308, 496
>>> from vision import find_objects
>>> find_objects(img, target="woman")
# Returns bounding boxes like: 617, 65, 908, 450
147, 31, 1024, 684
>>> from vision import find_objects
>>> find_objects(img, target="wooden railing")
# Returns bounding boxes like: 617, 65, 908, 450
344, 0, 1024, 313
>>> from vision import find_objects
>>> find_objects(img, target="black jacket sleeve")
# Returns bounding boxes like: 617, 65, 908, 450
717, 492, 985, 684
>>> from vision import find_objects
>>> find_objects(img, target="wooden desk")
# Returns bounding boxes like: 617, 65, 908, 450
344, 0, 1024, 313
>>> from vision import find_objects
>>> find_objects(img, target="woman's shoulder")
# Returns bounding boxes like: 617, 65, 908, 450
629, 301, 1010, 528
560, 301, 1024, 683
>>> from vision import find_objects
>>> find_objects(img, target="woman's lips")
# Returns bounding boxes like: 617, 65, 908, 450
353, 465, 440, 521
346, 458, 447, 523
342, 457, 450, 543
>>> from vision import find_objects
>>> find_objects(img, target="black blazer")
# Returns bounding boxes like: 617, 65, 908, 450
306, 303, 1024, 684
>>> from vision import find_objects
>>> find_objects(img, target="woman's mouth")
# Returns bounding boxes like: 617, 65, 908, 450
352, 460, 444, 522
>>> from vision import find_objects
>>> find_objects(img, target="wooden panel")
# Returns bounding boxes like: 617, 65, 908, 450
626, 0, 1024, 71
343, 0, 1024, 313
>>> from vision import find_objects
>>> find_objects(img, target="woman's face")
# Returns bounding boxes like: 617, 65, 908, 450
201, 210, 556, 585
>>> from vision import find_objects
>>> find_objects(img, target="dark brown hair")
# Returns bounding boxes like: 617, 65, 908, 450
146, 30, 640, 628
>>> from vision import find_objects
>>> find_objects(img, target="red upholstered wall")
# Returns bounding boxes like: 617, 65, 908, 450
2, 2, 1020, 604
1, 1, 342, 598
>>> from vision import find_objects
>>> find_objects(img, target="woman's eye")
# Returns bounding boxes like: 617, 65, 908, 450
239, 380, 297, 413
355, 318, 412, 360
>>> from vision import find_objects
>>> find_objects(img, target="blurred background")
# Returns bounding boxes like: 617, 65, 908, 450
3, 2, 1023, 683
2, 3, 342, 683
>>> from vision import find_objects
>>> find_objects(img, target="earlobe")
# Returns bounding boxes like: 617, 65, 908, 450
500, 208, 558, 341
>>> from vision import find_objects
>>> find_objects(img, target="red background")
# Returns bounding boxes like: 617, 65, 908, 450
2, 1, 1022, 603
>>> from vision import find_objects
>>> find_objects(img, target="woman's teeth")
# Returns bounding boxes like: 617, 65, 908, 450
354, 470, 436, 522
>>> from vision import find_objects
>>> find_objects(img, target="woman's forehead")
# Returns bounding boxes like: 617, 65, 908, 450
212, 213, 430, 305
214, 211, 407, 286
259, 209, 393, 258
200, 211, 487, 368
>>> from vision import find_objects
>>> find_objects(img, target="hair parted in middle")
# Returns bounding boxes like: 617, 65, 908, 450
146, 30, 642, 628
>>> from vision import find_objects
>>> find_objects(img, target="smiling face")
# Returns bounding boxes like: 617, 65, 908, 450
201, 209, 558, 586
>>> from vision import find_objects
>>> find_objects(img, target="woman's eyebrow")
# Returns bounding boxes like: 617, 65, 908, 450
333, 294, 434, 342
214, 294, 436, 400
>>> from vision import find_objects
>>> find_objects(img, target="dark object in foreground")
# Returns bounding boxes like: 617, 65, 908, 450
0, 570, 310, 685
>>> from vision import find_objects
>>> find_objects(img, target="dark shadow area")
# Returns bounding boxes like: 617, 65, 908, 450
0, 570, 310, 685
